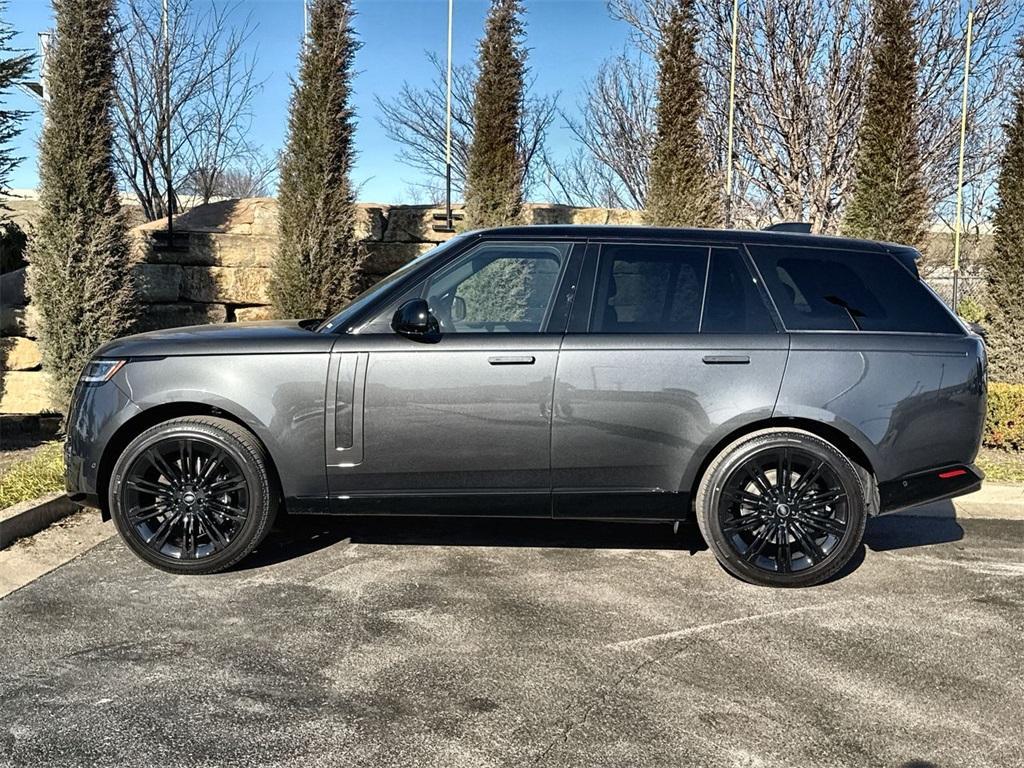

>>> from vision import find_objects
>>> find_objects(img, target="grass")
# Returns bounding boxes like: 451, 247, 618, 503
0, 441, 65, 510
977, 447, 1024, 485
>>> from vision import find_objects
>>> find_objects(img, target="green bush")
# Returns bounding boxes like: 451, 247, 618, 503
985, 382, 1024, 451
957, 296, 987, 325
0, 220, 27, 273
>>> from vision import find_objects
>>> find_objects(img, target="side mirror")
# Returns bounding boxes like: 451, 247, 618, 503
392, 298, 440, 339
451, 295, 467, 322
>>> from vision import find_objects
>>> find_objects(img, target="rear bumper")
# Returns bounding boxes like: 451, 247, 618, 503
877, 464, 984, 514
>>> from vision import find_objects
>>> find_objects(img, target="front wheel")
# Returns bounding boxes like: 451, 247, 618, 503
109, 416, 277, 575
695, 428, 867, 588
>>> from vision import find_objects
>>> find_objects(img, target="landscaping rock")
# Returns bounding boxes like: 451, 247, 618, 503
234, 305, 275, 322
0, 371, 53, 414
0, 303, 40, 339
2, 337, 42, 370
132, 303, 228, 333
382, 205, 461, 243
363, 241, 434, 274
190, 233, 277, 268
0, 267, 27, 307
133, 263, 183, 302
181, 266, 271, 305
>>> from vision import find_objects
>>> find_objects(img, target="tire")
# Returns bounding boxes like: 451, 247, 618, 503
109, 416, 277, 575
695, 428, 867, 588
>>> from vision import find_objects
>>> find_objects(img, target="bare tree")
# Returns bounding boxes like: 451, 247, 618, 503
181, 150, 277, 200
375, 51, 557, 201
113, 0, 266, 220
543, 54, 655, 209
593, 0, 1019, 233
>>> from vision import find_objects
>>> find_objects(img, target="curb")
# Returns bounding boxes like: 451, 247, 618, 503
0, 493, 79, 549
896, 482, 1024, 521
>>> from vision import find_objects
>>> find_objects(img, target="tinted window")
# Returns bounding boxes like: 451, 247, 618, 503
748, 244, 962, 334
591, 244, 707, 333
702, 248, 776, 334
424, 242, 570, 333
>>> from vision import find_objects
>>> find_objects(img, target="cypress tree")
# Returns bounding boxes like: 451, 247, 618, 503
27, 0, 135, 409
645, 0, 720, 228
988, 35, 1024, 384
842, 0, 927, 246
274, 0, 362, 319
0, 0, 33, 205
463, 0, 525, 229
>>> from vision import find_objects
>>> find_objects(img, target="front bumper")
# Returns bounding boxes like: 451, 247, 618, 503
878, 463, 984, 515
65, 376, 142, 511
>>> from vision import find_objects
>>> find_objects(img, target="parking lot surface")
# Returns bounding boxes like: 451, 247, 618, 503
1, 513, 1022, 768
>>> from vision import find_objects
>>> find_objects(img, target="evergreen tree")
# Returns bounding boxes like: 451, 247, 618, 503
988, 34, 1024, 384
27, 0, 135, 409
645, 0, 720, 228
0, 0, 33, 206
842, 0, 927, 246
463, 0, 525, 228
273, 0, 362, 320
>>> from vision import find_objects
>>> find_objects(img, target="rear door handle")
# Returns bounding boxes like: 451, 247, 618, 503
702, 355, 750, 365
488, 355, 536, 365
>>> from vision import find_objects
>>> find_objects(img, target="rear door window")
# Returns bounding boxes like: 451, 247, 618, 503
748, 244, 962, 334
590, 244, 707, 333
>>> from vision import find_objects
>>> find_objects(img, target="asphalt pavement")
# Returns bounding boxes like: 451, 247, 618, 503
1, 512, 1022, 768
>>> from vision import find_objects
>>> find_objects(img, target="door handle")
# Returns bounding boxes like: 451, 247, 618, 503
702, 355, 750, 365
488, 355, 536, 365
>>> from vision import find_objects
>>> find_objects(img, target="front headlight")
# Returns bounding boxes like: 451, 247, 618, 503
80, 359, 126, 383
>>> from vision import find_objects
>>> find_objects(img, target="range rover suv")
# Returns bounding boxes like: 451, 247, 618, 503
66, 226, 986, 587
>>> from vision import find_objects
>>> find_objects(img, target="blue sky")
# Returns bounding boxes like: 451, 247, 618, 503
5, 0, 630, 202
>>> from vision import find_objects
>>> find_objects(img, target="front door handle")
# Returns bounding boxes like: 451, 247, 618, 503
488, 355, 536, 365
702, 355, 750, 365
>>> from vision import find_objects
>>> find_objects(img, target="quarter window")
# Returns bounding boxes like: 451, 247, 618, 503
748, 244, 962, 334
701, 248, 776, 334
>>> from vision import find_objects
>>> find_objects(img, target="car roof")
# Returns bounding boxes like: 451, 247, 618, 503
470, 225, 911, 254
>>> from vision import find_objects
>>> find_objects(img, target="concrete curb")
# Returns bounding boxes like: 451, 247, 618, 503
0, 493, 78, 549
897, 482, 1024, 520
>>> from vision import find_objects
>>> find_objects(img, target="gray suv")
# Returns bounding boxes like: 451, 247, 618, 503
66, 226, 986, 587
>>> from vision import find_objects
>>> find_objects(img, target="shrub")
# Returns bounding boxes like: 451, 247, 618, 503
957, 296, 987, 325
273, 0, 363, 320
0, 219, 26, 273
985, 382, 1024, 451
27, 0, 136, 410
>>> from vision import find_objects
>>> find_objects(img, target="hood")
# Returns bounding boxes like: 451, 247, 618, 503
94, 320, 337, 358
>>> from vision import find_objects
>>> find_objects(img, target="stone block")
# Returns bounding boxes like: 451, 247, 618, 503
1, 267, 27, 307
2, 337, 42, 370
382, 205, 463, 243
0, 370, 53, 414
355, 205, 389, 241
134, 263, 183, 302
197, 233, 278, 267
133, 303, 228, 333
181, 267, 272, 305
0, 304, 40, 339
233, 305, 276, 322
363, 241, 435, 274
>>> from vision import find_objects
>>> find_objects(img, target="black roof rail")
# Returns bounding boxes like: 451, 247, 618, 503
763, 222, 812, 233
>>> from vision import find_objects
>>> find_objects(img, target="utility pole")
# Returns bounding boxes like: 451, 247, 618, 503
163, 0, 174, 243
952, 8, 974, 311
444, 0, 454, 231
724, 0, 740, 226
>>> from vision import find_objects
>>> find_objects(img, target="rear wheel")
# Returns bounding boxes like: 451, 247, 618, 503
109, 416, 277, 574
695, 428, 867, 587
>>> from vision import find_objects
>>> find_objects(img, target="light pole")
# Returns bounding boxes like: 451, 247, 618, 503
163, 0, 174, 243
444, 0, 454, 230
724, 0, 740, 226
952, 8, 974, 311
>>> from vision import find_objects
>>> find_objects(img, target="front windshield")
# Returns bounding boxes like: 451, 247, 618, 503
317, 235, 466, 332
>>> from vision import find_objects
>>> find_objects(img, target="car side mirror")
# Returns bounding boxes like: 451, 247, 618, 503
451, 296, 467, 322
392, 298, 440, 339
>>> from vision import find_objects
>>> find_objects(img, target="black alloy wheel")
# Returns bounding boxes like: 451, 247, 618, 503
696, 428, 867, 587
109, 416, 277, 574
